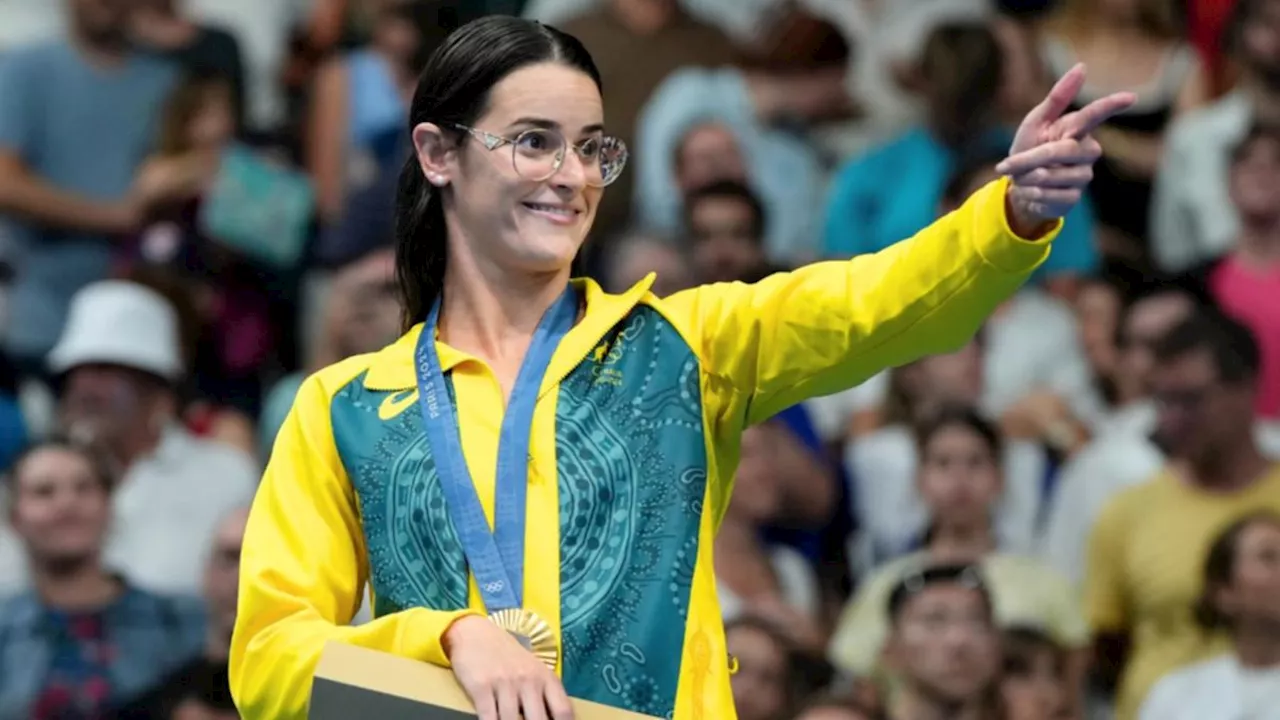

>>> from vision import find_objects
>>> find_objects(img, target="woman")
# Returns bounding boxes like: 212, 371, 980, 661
307, 0, 440, 222
999, 627, 1070, 720
0, 438, 206, 718
1041, 0, 1209, 270
229, 15, 1130, 720
847, 340, 1051, 568
830, 409, 1088, 709
1138, 511, 1280, 720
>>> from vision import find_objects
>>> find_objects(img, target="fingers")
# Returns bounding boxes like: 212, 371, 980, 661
1054, 90, 1138, 139
1008, 185, 1082, 207
496, 680, 522, 720
1013, 164, 1093, 189
521, 682, 550, 720
995, 137, 1102, 177
471, 682, 499, 720
1027, 62, 1086, 127
544, 675, 576, 720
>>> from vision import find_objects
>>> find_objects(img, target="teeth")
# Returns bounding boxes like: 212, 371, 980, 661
526, 203, 573, 216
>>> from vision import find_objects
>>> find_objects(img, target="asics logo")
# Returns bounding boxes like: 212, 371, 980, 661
377, 389, 419, 420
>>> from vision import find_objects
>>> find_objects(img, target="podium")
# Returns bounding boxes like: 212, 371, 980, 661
309, 642, 661, 719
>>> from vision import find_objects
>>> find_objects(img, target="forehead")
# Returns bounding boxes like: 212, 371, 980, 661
479, 62, 602, 132
17, 448, 93, 485
901, 583, 987, 617
1126, 295, 1190, 334
691, 194, 753, 219
1239, 520, 1280, 551
1152, 349, 1217, 383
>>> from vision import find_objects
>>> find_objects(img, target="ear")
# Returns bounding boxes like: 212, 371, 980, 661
412, 122, 455, 188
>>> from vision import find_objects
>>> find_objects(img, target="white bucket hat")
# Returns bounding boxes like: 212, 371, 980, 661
46, 280, 183, 381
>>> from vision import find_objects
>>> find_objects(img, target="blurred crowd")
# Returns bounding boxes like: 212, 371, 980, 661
1, 0, 1280, 718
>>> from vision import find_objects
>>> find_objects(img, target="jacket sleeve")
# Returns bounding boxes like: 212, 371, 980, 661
229, 369, 480, 720
664, 177, 1057, 426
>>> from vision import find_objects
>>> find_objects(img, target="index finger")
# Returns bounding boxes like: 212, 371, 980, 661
1028, 63, 1086, 127
1055, 91, 1138, 139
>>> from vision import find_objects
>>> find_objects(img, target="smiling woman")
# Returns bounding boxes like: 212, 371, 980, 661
228, 15, 1133, 720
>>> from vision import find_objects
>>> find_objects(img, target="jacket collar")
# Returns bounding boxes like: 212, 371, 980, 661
362, 274, 657, 392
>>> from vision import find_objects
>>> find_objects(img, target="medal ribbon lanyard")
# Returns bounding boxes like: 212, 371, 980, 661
414, 286, 578, 611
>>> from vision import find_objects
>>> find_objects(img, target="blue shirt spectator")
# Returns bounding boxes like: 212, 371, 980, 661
0, 40, 176, 363
0, 585, 205, 718
633, 66, 827, 265
821, 125, 1100, 282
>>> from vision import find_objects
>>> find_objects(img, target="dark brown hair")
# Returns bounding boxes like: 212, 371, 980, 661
155, 73, 234, 157
4, 436, 117, 495
1194, 511, 1280, 631
394, 16, 602, 331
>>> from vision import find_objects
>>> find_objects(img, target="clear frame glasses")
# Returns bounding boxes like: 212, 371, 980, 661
450, 123, 628, 187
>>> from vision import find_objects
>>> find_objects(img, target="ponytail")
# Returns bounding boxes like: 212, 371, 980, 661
394, 154, 448, 332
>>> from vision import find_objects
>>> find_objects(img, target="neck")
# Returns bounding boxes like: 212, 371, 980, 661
1236, 221, 1280, 266
32, 558, 120, 611
115, 425, 165, 472
437, 254, 571, 363
1235, 621, 1280, 668
71, 27, 129, 64
894, 687, 986, 720
205, 622, 233, 661
928, 520, 996, 560
1189, 441, 1270, 492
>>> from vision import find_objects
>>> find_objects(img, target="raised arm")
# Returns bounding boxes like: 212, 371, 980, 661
665, 65, 1134, 425
229, 368, 479, 719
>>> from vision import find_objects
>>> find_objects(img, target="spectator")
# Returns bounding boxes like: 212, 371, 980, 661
1086, 310, 1280, 720
684, 180, 770, 284
1183, 123, 1280, 427
1038, 288, 1196, 587
259, 243, 399, 459
632, 44, 844, 264
180, 0, 312, 132
831, 409, 1087, 707
600, 231, 693, 297
130, 0, 247, 134
821, 22, 1100, 287
37, 280, 258, 596
0, 0, 182, 372
1151, 0, 1280, 273
130, 72, 280, 424
716, 424, 824, 652
557, 0, 740, 242
879, 563, 1002, 720
1000, 627, 1070, 720
0, 438, 205, 718
307, 0, 439, 223
1041, 0, 1209, 273
847, 342, 1051, 564
112, 507, 248, 720
727, 616, 798, 720
1138, 511, 1280, 720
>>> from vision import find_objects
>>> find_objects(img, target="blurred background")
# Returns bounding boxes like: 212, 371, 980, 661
1, 0, 1280, 719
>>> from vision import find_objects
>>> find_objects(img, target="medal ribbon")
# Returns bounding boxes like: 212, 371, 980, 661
414, 286, 578, 611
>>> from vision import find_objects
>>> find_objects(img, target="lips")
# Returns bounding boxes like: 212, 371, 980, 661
522, 201, 582, 223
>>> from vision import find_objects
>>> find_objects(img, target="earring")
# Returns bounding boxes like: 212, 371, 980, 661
428, 174, 445, 186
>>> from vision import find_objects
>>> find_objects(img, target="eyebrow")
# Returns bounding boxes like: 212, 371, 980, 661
507, 117, 606, 135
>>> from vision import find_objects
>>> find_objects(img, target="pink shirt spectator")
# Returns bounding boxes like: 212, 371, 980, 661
1210, 256, 1280, 417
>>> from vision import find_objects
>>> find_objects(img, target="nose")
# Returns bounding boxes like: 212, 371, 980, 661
550, 147, 589, 190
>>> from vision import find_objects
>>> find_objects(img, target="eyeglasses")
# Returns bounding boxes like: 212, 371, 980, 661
450, 123, 628, 187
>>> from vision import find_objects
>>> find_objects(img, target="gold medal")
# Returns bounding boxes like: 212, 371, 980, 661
489, 608, 559, 670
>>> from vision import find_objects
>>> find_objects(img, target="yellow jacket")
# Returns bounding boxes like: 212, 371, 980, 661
230, 179, 1057, 719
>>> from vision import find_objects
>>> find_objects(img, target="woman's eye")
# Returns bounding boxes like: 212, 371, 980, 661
577, 138, 601, 158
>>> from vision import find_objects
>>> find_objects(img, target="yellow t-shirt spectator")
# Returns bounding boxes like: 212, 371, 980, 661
828, 552, 1090, 676
1085, 465, 1280, 720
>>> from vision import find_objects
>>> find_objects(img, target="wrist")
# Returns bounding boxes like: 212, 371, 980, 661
441, 613, 487, 659
1004, 189, 1055, 240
